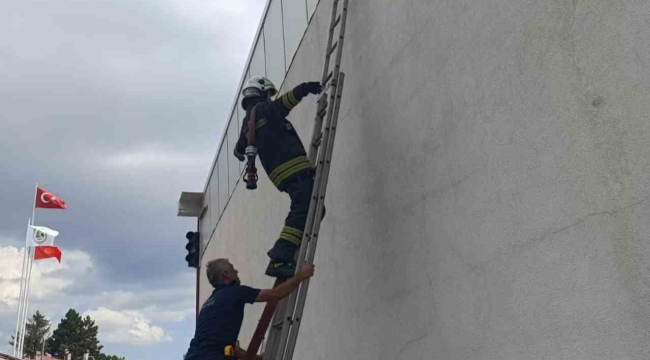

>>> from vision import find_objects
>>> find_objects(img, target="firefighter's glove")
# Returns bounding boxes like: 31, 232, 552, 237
301, 82, 323, 96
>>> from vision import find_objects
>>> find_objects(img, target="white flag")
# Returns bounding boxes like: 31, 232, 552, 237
25, 225, 59, 247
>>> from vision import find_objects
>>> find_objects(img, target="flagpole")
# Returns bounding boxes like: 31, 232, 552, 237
20, 184, 38, 357
32, 183, 37, 225
12, 221, 30, 356
20, 248, 35, 356
19, 247, 34, 357
12, 254, 25, 356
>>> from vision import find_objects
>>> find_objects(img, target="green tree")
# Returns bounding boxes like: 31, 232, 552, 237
98, 354, 127, 360
47, 309, 103, 359
8, 311, 51, 358
78, 315, 102, 358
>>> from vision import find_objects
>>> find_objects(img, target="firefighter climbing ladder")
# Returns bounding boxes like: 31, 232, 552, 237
244, 0, 349, 359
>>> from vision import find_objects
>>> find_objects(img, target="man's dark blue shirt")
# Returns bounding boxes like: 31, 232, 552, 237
185, 282, 260, 359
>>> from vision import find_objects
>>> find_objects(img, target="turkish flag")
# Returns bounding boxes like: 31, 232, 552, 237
34, 246, 62, 263
35, 187, 67, 209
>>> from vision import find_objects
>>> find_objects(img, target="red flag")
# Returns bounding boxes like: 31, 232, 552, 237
34, 246, 62, 263
35, 187, 67, 209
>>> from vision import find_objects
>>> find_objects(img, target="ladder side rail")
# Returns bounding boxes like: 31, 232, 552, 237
282, 73, 345, 360
262, 294, 289, 360
271, 85, 337, 360
268, 46, 337, 360
271, 97, 336, 360
309, 52, 342, 166
272, 64, 343, 359
270, 45, 336, 359
244, 300, 278, 360
275, 0, 349, 350
327, 0, 348, 97
263, 0, 349, 356
263, 20, 338, 360
245, 278, 285, 360
320, 0, 341, 86
309, 0, 344, 164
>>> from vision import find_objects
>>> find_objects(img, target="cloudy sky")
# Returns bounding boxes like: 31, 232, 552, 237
0, 0, 265, 358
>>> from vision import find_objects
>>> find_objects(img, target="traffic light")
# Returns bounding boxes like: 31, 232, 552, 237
185, 231, 200, 268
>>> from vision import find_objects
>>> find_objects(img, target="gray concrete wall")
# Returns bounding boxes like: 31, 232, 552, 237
200, 0, 650, 358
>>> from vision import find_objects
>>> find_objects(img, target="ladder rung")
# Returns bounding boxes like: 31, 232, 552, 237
332, 14, 341, 30
322, 71, 333, 88
317, 90, 329, 105
316, 93, 329, 108
312, 132, 323, 147
327, 41, 338, 57
317, 106, 327, 119
322, 74, 339, 93
272, 321, 284, 329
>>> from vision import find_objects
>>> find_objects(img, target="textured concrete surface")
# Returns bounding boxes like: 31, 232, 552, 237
200, 0, 650, 359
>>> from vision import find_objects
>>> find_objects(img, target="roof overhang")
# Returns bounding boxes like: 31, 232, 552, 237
0, 353, 22, 360
177, 191, 204, 217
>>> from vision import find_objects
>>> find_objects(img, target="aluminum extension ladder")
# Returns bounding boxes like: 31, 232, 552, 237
244, 0, 349, 359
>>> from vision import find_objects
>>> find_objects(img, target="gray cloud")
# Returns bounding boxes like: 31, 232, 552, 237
0, 0, 265, 358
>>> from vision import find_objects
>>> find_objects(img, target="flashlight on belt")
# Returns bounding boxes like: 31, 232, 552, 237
244, 103, 260, 191
224, 345, 234, 357
244, 145, 258, 190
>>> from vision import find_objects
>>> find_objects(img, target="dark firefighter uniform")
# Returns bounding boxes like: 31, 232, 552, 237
234, 82, 322, 277
184, 282, 260, 359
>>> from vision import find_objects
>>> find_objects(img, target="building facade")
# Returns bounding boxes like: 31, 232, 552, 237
187, 0, 650, 358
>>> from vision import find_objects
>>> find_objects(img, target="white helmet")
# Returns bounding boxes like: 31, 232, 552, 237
242, 76, 277, 106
